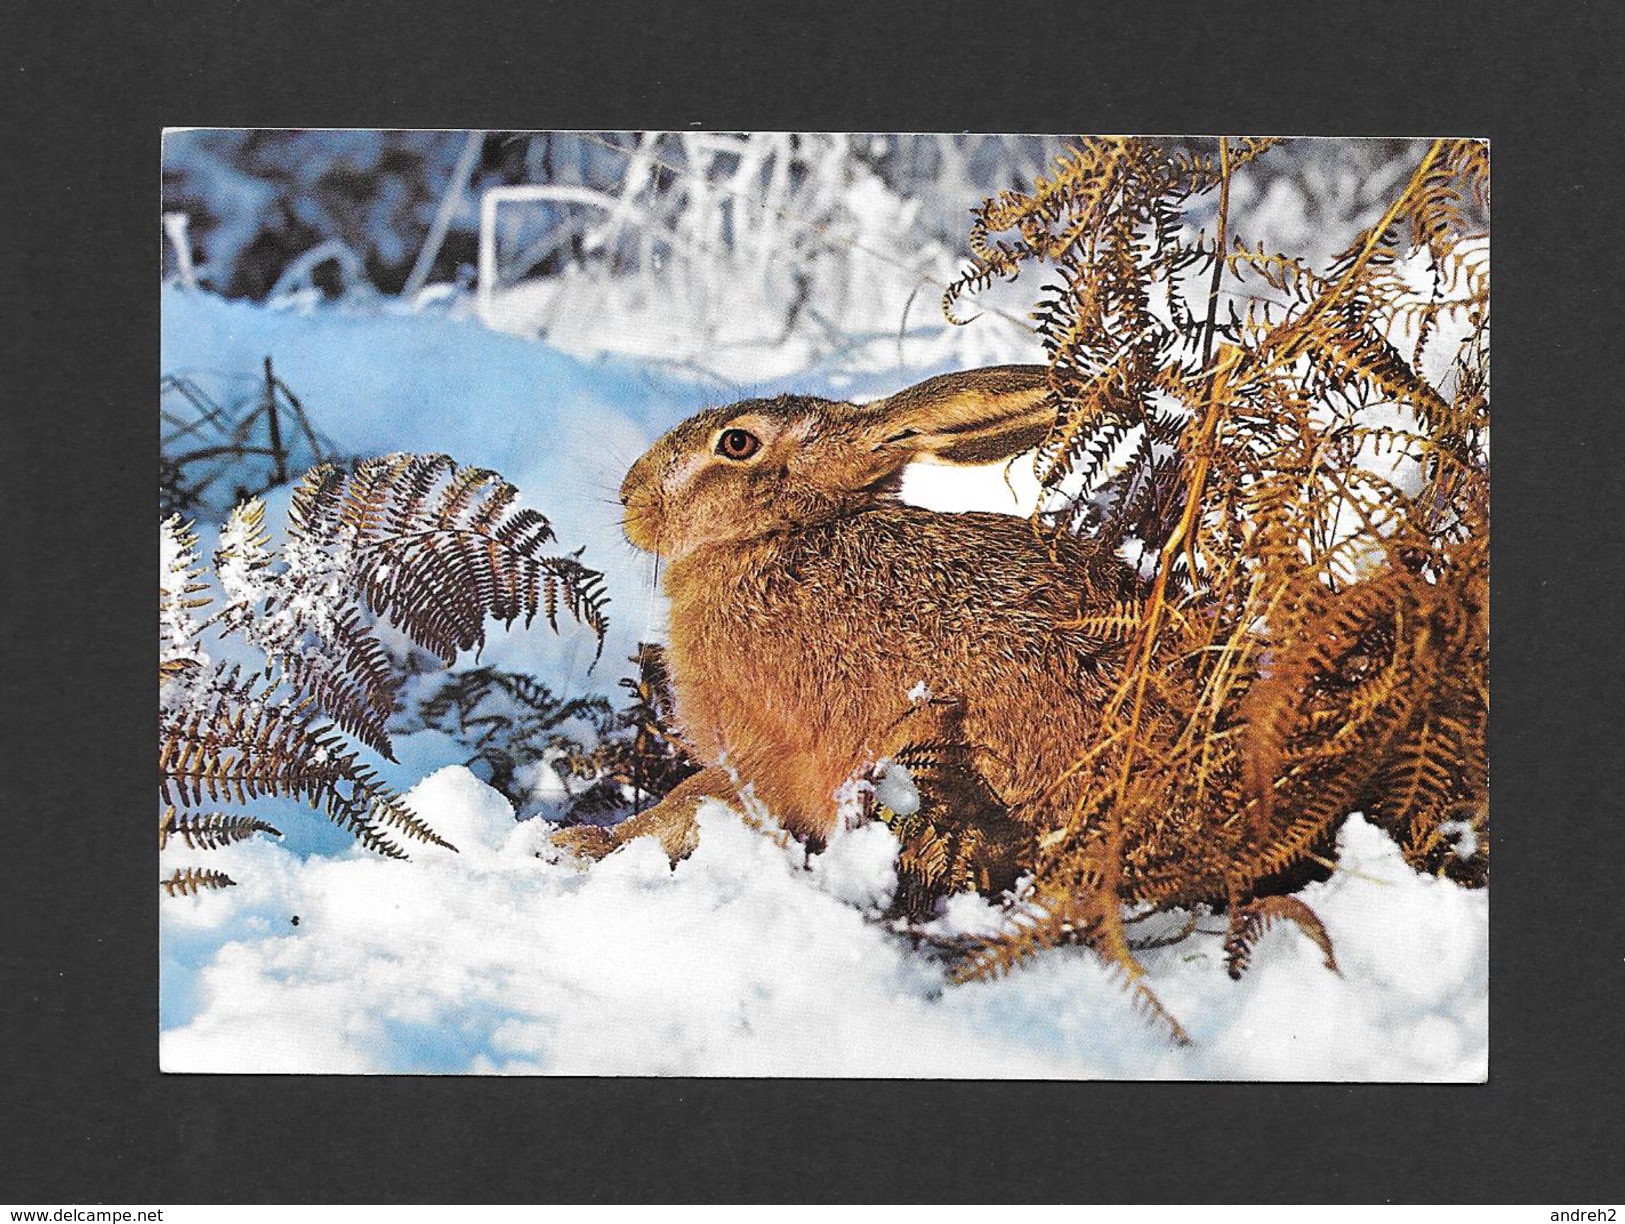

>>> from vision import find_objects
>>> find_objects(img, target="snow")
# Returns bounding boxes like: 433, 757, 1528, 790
831, 756, 921, 831
870, 758, 922, 818
1437, 818, 1481, 862
161, 768, 1485, 1078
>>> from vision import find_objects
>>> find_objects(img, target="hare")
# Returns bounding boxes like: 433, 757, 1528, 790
553, 366, 1137, 898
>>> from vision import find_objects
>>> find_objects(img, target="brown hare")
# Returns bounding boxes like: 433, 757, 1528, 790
554, 365, 1138, 901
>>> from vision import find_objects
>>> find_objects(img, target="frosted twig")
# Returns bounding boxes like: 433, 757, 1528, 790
402, 129, 485, 301
163, 212, 196, 290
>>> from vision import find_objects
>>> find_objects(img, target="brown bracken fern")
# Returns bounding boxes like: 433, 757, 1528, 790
574, 643, 703, 816
162, 867, 238, 898
940, 137, 1488, 1028
399, 643, 700, 820
159, 453, 610, 893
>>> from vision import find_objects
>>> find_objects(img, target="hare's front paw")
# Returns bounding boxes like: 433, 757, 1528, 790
548, 766, 738, 865
548, 823, 618, 863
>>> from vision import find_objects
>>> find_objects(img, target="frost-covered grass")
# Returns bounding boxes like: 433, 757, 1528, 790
161, 765, 1485, 1079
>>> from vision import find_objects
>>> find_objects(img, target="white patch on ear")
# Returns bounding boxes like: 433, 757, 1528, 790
899, 454, 1044, 516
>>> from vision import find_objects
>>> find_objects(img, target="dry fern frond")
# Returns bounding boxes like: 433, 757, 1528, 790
161, 867, 237, 897
160, 806, 282, 851
594, 643, 702, 815
160, 515, 212, 683
1223, 895, 1340, 980
159, 665, 449, 859
401, 644, 699, 822
292, 453, 610, 667
951, 890, 1089, 986
159, 453, 611, 892
939, 136, 1488, 1026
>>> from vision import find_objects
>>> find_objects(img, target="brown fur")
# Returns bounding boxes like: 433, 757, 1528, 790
551, 766, 736, 862
566, 365, 1136, 872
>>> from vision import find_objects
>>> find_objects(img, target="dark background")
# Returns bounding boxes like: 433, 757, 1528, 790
3, 0, 1621, 1205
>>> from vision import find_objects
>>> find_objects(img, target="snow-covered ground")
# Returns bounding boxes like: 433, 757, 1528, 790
159, 163, 1488, 1078
162, 769, 1485, 1079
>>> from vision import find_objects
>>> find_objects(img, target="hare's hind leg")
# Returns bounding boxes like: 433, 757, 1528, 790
550, 766, 739, 865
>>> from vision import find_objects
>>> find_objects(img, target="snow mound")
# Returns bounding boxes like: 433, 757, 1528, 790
161, 769, 1485, 1079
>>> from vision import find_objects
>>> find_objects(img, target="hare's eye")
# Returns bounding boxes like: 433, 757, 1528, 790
716, 428, 761, 461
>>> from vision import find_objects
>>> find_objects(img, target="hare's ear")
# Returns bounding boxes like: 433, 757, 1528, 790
862, 365, 1054, 465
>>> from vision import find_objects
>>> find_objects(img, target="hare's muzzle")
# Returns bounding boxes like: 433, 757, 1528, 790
619, 495, 657, 552
619, 466, 662, 554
